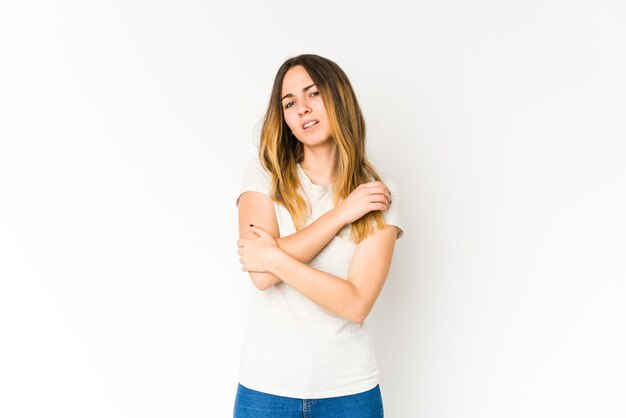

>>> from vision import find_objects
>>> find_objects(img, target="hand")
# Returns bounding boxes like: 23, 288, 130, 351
237, 225, 281, 273
335, 181, 392, 225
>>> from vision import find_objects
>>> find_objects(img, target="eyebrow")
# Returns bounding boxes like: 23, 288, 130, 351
281, 83, 316, 101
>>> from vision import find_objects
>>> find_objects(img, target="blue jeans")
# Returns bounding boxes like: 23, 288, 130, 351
233, 383, 384, 417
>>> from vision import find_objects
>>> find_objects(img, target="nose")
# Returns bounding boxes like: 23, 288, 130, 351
296, 99, 311, 116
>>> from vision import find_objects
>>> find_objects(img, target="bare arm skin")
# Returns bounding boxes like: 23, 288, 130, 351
238, 224, 399, 324
237, 181, 392, 290
238, 191, 348, 290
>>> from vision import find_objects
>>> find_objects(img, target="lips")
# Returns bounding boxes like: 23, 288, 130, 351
302, 120, 319, 129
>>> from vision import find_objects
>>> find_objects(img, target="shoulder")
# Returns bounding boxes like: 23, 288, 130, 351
377, 173, 404, 239
244, 155, 268, 173
237, 155, 273, 206
374, 171, 400, 199
363, 165, 399, 193
379, 174, 399, 193
242, 155, 272, 182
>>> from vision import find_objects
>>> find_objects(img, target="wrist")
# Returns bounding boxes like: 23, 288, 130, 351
329, 205, 349, 229
266, 246, 287, 274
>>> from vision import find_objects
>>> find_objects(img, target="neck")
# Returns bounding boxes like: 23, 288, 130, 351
300, 143, 337, 186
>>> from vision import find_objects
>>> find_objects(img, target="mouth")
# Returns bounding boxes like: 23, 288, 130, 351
302, 120, 319, 129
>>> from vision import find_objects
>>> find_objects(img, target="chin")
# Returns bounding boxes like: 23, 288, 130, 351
297, 131, 332, 145
298, 137, 333, 148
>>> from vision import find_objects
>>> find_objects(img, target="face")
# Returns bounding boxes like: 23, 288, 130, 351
281, 65, 332, 148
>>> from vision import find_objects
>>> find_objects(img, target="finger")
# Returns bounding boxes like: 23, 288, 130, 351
250, 224, 271, 238
369, 201, 390, 212
369, 202, 389, 212
370, 187, 392, 205
369, 195, 391, 207
362, 186, 390, 202
363, 180, 384, 188
367, 186, 390, 198
248, 224, 262, 238
366, 187, 390, 201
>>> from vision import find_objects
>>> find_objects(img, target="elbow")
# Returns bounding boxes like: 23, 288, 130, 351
344, 284, 371, 324
253, 281, 274, 291
349, 312, 367, 325
249, 272, 277, 291
347, 304, 371, 325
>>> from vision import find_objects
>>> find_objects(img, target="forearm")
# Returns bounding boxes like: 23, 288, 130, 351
248, 271, 281, 290
276, 207, 347, 263
246, 209, 346, 290
267, 249, 364, 323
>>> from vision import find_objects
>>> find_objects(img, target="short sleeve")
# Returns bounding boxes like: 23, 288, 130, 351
236, 156, 272, 206
380, 176, 405, 239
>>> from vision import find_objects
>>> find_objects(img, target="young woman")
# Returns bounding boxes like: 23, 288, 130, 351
234, 54, 404, 417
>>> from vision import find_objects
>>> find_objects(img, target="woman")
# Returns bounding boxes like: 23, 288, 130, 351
234, 54, 404, 417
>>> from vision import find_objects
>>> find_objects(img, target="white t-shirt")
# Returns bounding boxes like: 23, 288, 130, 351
236, 156, 404, 399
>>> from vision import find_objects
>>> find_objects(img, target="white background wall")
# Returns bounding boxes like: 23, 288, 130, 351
1, 1, 624, 417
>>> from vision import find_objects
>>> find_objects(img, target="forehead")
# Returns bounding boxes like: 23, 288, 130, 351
281, 65, 314, 96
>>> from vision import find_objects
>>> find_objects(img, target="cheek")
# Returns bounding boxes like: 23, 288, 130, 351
314, 101, 328, 119
284, 113, 299, 131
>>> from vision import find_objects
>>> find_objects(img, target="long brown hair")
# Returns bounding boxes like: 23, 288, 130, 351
259, 54, 386, 243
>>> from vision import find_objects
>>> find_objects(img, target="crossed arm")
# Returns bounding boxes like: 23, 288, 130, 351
237, 191, 349, 290
237, 181, 398, 324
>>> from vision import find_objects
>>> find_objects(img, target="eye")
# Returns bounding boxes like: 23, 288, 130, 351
310, 91, 319, 97
284, 101, 294, 109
